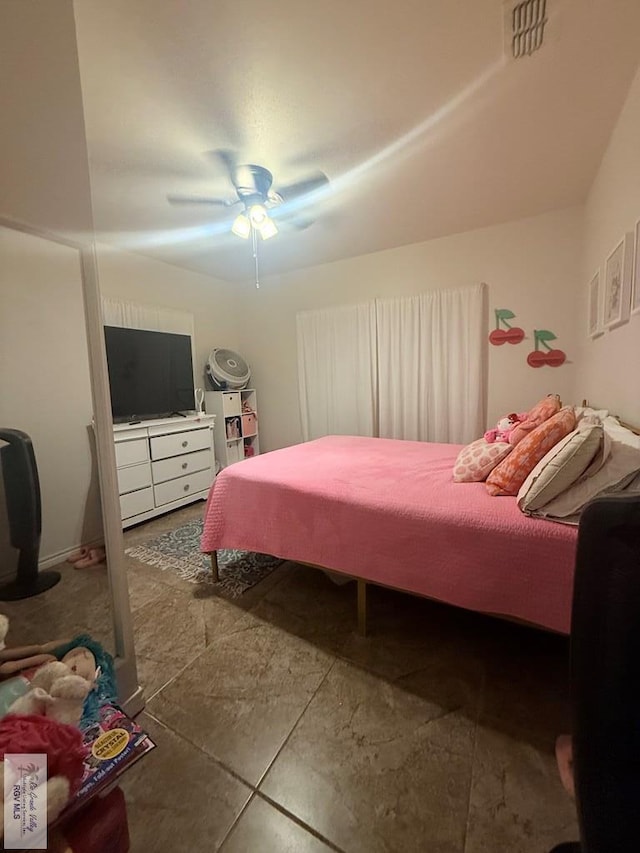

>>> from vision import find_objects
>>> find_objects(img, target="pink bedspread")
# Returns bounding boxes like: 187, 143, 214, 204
202, 436, 578, 633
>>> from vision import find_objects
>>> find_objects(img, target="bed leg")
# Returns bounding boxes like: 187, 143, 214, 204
357, 579, 367, 637
210, 552, 219, 583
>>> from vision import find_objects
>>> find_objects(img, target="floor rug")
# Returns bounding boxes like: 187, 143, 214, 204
125, 518, 282, 598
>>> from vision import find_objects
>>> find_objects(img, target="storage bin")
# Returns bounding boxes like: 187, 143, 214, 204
242, 412, 257, 437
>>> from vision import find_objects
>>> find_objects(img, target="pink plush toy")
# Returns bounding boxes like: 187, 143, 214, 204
484, 412, 528, 445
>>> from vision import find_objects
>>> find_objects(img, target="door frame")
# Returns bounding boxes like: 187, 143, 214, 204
0, 215, 142, 713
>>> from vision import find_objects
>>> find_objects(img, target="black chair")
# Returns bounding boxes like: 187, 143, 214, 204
551, 493, 640, 852
0, 428, 60, 600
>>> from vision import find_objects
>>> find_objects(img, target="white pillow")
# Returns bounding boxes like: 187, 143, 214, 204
623, 470, 640, 492
518, 422, 603, 512
603, 416, 640, 449
574, 406, 609, 422
532, 438, 640, 519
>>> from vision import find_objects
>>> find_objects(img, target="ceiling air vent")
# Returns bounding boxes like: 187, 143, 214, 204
506, 0, 548, 58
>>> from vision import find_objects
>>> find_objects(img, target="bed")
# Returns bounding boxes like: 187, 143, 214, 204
201, 435, 578, 635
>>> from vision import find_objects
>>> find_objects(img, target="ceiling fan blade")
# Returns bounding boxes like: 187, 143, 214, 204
278, 170, 329, 201
167, 194, 235, 206
272, 171, 330, 229
206, 149, 239, 181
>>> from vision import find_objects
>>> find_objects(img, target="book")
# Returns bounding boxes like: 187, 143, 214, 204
59, 703, 155, 821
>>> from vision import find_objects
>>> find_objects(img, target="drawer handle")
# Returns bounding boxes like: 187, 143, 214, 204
182, 440, 188, 448
181, 462, 188, 470
183, 484, 190, 492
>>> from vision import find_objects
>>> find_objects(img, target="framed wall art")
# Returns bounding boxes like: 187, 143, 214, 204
588, 269, 603, 339
603, 232, 634, 330
632, 218, 640, 317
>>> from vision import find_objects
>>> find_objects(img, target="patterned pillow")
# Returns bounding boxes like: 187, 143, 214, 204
453, 439, 512, 483
509, 394, 562, 446
486, 406, 576, 496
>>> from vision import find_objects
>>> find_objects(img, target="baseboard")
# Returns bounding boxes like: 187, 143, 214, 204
38, 537, 105, 570
120, 683, 145, 717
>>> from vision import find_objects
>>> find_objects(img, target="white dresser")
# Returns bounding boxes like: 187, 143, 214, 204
113, 414, 216, 528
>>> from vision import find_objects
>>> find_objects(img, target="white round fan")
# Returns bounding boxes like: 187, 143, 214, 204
205, 348, 251, 390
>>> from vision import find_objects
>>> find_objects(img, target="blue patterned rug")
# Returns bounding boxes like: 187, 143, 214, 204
125, 519, 282, 598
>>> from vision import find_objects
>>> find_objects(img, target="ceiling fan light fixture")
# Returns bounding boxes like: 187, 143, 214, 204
231, 212, 251, 239
248, 204, 268, 226
258, 217, 278, 240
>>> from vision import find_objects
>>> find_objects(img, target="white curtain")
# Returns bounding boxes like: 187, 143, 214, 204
297, 302, 377, 441
296, 283, 486, 444
102, 297, 194, 338
376, 284, 486, 444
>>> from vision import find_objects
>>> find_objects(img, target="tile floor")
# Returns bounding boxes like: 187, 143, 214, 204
2, 504, 579, 852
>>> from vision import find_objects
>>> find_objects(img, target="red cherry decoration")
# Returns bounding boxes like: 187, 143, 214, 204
544, 349, 566, 367
503, 327, 525, 344
489, 329, 508, 345
527, 351, 547, 368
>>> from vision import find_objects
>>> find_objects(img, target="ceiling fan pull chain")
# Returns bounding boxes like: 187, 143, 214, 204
252, 225, 260, 289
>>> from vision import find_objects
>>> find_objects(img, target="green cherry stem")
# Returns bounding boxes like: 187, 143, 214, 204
534, 330, 555, 352
495, 309, 513, 330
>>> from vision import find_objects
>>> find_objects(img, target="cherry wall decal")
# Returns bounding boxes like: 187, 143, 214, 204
489, 309, 525, 345
527, 330, 566, 368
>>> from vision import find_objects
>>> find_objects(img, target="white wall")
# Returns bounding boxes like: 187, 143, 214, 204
576, 64, 640, 425
237, 206, 583, 450
0, 228, 101, 563
0, 3, 241, 565
0, 1, 94, 235
95, 245, 241, 390
0, 0, 101, 565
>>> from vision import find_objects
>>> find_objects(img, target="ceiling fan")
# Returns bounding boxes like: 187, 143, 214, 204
167, 150, 329, 242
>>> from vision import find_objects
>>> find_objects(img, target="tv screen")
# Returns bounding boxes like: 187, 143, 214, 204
104, 326, 195, 422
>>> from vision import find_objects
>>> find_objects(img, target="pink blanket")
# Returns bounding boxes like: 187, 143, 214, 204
202, 436, 578, 633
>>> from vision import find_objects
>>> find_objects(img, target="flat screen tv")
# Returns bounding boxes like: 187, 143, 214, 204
104, 326, 195, 422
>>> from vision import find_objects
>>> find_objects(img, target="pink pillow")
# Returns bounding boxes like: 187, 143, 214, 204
453, 439, 512, 483
486, 406, 576, 496
509, 394, 562, 446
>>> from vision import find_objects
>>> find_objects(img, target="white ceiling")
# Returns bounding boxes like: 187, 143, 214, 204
74, 0, 640, 283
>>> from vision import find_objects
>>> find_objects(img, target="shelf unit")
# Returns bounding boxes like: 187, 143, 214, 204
205, 389, 259, 468
112, 414, 216, 527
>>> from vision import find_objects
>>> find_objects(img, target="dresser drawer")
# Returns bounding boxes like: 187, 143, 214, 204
153, 468, 213, 507
117, 461, 152, 495
115, 437, 149, 467
151, 449, 211, 484
119, 486, 154, 520
150, 428, 211, 461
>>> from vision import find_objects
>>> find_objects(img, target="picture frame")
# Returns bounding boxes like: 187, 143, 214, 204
603, 232, 634, 330
632, 218, 640, 317
588, 268, 603, 339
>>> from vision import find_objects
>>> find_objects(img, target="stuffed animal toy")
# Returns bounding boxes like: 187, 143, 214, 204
484, 412, 528, 445
53, 635, 118, 726
0, 615, 69, 716
8, 654, 98, 727
0, 619, 116, 727
0, 619, 71, 680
